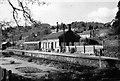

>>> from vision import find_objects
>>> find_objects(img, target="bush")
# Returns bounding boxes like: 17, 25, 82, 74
10, 61, 15, 64
2, 52, 11, 57
103, 46, 120, 58
9, 52, 14, 55
27, 58, 33, 62
22, 52, 24, 55
48, 49, 51, 52
62, 48, 66, 53
70, 48, 76, 54
57, 49, 59, 52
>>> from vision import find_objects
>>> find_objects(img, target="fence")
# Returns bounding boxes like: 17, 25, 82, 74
0, 67, 32, 81
65, 45, 103, 54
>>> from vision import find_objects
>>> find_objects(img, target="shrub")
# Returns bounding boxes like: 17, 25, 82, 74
9, 52, 14, 55
103, 46, 120, 58
57, 49, 59, 52
62, 48, 66, 53
22, 52, 24, 55
70, 48, 76, 54
10, 61, 15, 64
48, 49, 51, 52
2, 52, 11, 57
27, 58, 32, 62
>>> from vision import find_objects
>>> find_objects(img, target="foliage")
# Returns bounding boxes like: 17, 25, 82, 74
71, 21, 105, 33
0, 0, 49, 42
111, 1, 120, 35
0, 0, 47, 27
1, 22, 51, 42
27, 58, 33, 62
70, 48, 76, 54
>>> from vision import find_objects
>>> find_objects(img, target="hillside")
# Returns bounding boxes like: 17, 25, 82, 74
2, 23, 51, 42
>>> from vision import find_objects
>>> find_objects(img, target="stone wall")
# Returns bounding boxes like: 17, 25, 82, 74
8, 49, 107, 68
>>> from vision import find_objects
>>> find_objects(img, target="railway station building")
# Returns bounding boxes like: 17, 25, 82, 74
40, 24, 80, 52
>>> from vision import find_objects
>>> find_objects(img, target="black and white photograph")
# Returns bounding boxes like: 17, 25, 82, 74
0, 0, 120, 81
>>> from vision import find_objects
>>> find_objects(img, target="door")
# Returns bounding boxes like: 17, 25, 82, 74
39, 42, 41, 50
51, 42, 54, 50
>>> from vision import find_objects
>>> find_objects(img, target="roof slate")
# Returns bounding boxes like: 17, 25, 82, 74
42, 32, 64, 40
42, 30, 81, 40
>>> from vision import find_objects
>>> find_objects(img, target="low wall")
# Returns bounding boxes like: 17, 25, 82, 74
34, 54, 106, 68
66, 45, 103, 54
7, 49, 107, 68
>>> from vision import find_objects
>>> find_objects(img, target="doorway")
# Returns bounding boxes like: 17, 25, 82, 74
51, 42, 54, 50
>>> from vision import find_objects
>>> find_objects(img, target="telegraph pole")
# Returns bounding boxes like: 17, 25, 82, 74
56, 22, 59, 32
99, 49, 102, 68
62, 23, 66, 52
0, 26, 2, 50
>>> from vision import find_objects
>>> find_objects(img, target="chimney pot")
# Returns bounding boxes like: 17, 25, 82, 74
68, 24, 71, 31
56, 22, 59, 32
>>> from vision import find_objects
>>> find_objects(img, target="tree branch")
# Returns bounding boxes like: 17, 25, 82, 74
7, 0, 46, 27
7, 0, 34, 26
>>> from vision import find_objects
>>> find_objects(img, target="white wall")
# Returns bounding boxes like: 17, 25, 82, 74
41, 39, 103, 54
41, 39, 59, 51
80, 34, 90, 38
68, 45, 103, 54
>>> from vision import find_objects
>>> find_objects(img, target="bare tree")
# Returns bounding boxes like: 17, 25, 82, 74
1, 0, 47, 27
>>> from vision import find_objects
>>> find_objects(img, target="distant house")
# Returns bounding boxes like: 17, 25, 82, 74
98, 29, 108, 37
80, 38, 100, 45
78, 31, 91, 38
40, 25, 80, 52
77, 31, 100, 45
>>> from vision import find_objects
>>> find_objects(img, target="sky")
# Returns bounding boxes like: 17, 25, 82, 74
0, 0, 119, 25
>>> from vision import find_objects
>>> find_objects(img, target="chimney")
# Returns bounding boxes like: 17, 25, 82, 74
62, 23, 65, 31
56, 22, 59, 32
68, 24, 71, 31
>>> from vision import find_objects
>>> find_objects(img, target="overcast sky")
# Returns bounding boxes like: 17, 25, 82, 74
0, 0, 119, 25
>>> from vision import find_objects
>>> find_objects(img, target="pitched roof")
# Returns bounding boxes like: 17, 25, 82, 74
42, 32, 63, 40
59, 30, 80, 38
42, 30, 80, 40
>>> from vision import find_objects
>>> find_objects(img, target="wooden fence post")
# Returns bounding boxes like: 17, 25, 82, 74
84, 45, 85, 53
99, 49, 102, 68
93, 45, 95, 54
3, 69, 6, 81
